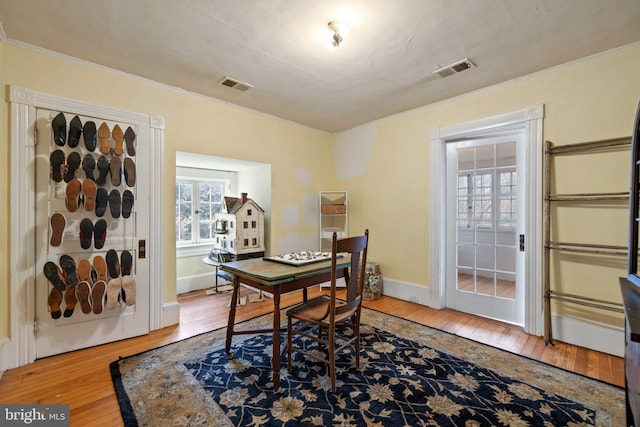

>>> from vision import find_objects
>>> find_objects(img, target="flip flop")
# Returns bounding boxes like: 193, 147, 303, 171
93, 219, 107, 250
63, 286, 78, 317
95, 188, 109, 217
83, 120, 97, 151
82, 154, 96, 181
65, 179, 82, 212
91, 281, 106, 314
122, 190, 134, 218
121, 276, 136, 306
106, 249, 121, 279
63, 151, 81, 183
110, 157, 122, 186
121, 250, 133, 276
52, 112, 66, 147
93, 255, 108, 283
59, 254, 79, 287
98, 122, 111, 154
48, 287, 63, 319
68, 116, 82, 148
44, 261, 67, 292
49, 212, 66, 247
123, 158, 136, 187
112, 124, 124, 156
96, 155, 110, 186
50, 149, 66, 183
83, 179, 97, 211
105, 278, 122, 310
124, 126, 136, 156
79, 218, 93, 249
109, 189, 121, 218
76, 281, 92, 314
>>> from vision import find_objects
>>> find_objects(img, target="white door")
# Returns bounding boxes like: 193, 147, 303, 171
445, 132, 526, 325
35, 109, 150, 358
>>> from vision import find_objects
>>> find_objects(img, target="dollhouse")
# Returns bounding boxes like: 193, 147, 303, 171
211, 193, 265, 259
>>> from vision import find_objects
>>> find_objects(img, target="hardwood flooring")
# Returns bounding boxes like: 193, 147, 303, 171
0, 286, 624, 426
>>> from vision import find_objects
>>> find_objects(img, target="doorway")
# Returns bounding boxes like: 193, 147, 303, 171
445, 133, 525, 325
429, 105, 544, 334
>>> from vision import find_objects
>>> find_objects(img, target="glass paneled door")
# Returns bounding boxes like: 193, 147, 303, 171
445, 132, 525, 325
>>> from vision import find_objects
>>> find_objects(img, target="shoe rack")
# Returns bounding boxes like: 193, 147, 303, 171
45, 111, 139, 322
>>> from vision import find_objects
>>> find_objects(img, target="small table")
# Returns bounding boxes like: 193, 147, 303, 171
221, 256, 350, 390
202, 256, 234, 293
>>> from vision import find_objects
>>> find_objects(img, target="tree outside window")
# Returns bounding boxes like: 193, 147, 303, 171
176, 179, 226, 245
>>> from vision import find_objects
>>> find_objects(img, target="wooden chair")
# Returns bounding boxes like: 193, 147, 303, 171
286, 230, 369, 391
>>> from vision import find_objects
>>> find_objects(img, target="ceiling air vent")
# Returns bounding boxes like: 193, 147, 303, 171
432, 58, 475, 78
219, 76, 253, 92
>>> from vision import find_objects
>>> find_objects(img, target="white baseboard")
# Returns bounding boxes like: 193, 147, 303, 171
162, 301, 181, 328
382, 277, 624, 357
550, 312, 624, 357
177, 273, 232, 295
0, 336, 10, 380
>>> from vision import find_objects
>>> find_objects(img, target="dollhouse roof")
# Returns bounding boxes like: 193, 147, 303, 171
223, 196, 264, 215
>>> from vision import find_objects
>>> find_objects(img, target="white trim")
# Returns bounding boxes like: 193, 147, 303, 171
2, 85, 165, 370
429, 105, 544, 334
550, 313, 623, 357
177, 273, 232, 295
162, 302, 181, 329
176, 244, 212, 258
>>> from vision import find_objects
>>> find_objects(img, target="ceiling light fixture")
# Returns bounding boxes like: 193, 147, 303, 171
328, 21, 349, 48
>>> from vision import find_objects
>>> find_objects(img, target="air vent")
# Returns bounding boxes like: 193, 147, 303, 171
219, 76, 253, 92
432, 58, 475, 78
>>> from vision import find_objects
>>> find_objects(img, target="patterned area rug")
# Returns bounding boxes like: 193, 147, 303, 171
110, 308, 624, 426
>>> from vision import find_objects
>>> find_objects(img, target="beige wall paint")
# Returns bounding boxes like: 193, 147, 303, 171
2, 41, 640, 339
0, 43, 334, 337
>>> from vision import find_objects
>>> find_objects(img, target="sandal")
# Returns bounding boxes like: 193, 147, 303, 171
83, 179, 97, 211
105, 278, 122, 310
48, 287, 63, 319
68, 116, 82, 148
106, 249, 120, 279
110, 157, 122, 186
52, 112, 66, 147
124, 158, 136, 187
124, 126, 136, 156
79, 218, 94, 250
92, 280, 106, 314
96, 155, 110, 186
122, 190, 134, 218
95, 188, 109, 217
109, 189, 121, 218
121, 250, 133, 276
59, 254, 79, 287
98, 122, 111, 154
63, 151, 81, 183
50, 149, 66, 183
121, 276, 137, 306
44, 261, 67, 292
93, 219, 107, 250
63, 286, 78, 317
83, 120, 97, 151
82, 154, 96, 181
64, 179, 82, 212
49, 212, 66, 247
76, 281, 92, 314
93, 255, 108, 283
112, 124, 124, 156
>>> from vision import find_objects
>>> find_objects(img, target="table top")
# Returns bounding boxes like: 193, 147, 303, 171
202, 257, 221, 267
220, 256, 350, 286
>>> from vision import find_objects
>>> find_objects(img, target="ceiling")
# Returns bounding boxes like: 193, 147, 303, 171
1, 0, 640, 133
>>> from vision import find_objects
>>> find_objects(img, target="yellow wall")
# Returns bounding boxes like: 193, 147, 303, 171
2, 41, 640, 339
338, 44, 640, 324
0, 43, 334, 337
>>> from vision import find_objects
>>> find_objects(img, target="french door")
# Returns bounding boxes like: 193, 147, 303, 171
445, 132, 526, 325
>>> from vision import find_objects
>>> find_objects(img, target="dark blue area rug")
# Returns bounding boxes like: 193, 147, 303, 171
111, 308, 624, 426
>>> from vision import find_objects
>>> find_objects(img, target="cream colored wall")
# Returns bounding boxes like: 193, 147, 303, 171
336, 44, 640, 325
0, 43, 334, 337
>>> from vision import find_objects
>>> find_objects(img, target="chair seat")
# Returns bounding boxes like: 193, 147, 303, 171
287, 296, 352, 324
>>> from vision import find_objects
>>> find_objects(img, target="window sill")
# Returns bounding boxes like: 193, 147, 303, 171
177, 243, 213, 258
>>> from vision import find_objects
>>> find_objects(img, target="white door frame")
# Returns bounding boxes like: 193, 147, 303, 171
429, 105, 544, 335
3, 85, 165, 370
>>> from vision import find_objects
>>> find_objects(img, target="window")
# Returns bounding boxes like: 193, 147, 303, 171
457, 168, 516, 229
175, 179, 227, 245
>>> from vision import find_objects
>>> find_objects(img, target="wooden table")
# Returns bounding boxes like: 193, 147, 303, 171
221, 256, 350, 390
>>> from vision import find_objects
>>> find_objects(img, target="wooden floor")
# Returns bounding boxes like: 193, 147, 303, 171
0, 286, 624, 426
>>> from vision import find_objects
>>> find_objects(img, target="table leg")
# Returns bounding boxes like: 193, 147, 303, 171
225, 276, 240, 355
272, 288, 281, 390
